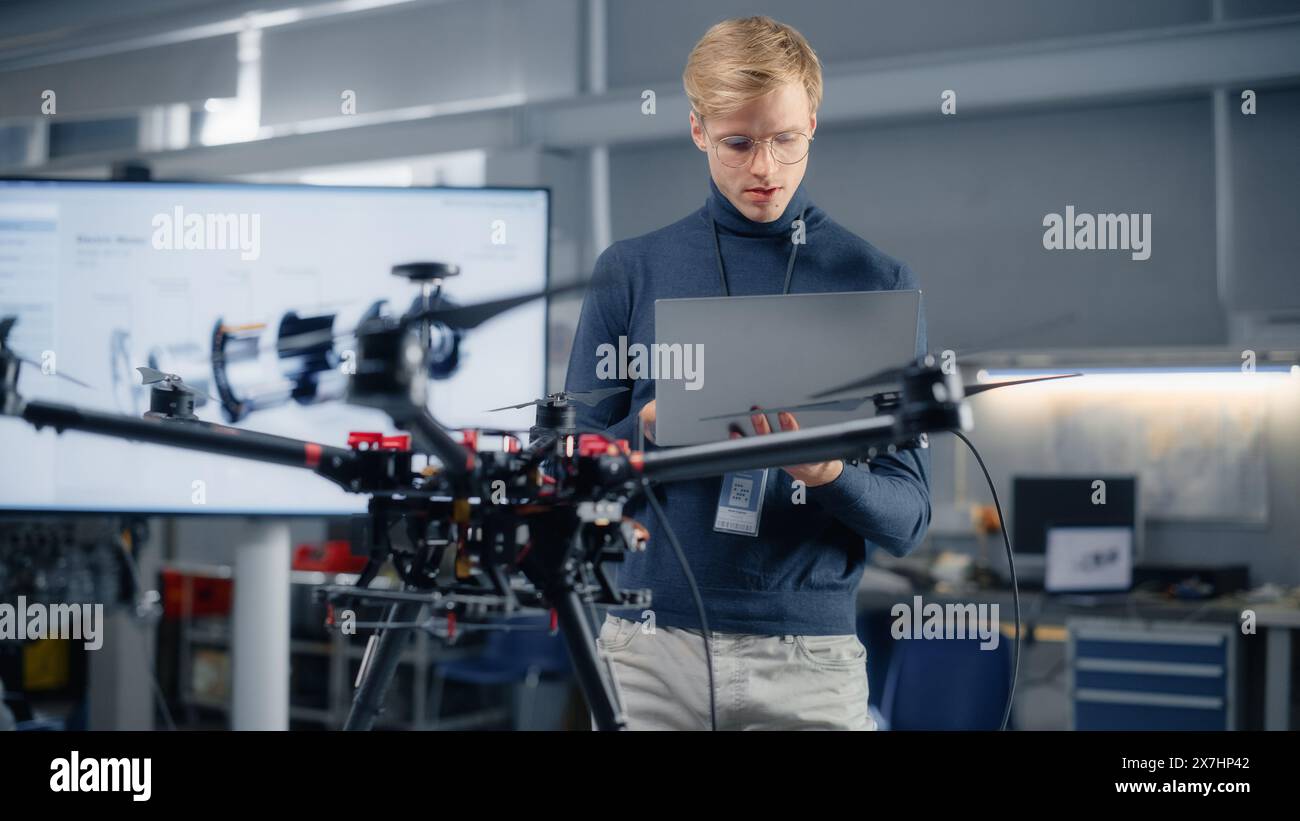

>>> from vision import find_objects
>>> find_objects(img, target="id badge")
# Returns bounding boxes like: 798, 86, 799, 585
713, 469, 768, 537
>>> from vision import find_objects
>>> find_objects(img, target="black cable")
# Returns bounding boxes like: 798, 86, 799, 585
632, 409, 718, 730
710, 207, 806, 298
950, 429, 1020, 732
639, 476, 718, 731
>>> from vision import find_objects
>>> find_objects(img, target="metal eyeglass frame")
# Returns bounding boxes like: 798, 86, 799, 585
699, 119, 814, 168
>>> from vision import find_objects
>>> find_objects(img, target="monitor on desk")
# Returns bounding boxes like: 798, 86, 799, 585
1043, 525, 1134, 593
1012, 476, 1139, 592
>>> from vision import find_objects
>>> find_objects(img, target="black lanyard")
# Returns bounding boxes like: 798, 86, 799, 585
711, 206, 808, 297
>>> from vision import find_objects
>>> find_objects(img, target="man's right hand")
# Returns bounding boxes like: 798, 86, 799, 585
638, 400, 656, 444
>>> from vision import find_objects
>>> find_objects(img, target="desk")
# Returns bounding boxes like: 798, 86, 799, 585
857, 586, 1299, 729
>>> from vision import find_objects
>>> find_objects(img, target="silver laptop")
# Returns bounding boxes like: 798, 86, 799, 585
653, 290, 922, 446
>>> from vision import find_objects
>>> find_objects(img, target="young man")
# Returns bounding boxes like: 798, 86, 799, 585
563, 16, 931, 730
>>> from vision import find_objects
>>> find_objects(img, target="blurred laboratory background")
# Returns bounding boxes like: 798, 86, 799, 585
0, 0, 1298, 731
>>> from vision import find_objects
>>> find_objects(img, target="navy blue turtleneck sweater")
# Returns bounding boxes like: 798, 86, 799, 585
563, 178, 931, 635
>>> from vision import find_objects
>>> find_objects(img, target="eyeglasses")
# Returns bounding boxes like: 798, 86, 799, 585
700, 122, 813, 168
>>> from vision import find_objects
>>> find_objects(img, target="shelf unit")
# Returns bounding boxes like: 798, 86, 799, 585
172, 567, 504, 730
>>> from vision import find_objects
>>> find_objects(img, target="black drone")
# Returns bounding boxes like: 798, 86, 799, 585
0, 265, 1076, 731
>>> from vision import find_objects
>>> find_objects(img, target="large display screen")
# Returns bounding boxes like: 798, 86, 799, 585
0, 180, 549, 514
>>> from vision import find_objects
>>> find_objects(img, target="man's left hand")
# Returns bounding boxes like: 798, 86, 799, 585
735, 407, 844, 488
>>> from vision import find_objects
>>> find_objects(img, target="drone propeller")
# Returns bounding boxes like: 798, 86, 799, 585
0, 316, 95, 389
136, 366, 220, 403
404, 280, 589, 331
274, 279, 591, 354
808, 362, 909, 401
704, 372, 1081, 422
809, 359, 1083, 401
701, 394, 873, 421
962, 373, 1081, 396
470, 426, 528, 435
809, 311, 1079, 400
486, 386, 628, 413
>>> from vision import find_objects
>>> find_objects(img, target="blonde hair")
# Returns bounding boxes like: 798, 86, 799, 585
683, 16, 823, 121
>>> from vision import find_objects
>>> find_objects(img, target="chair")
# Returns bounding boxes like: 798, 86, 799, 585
879, 635, 1012, 730
427, 614, 572, 730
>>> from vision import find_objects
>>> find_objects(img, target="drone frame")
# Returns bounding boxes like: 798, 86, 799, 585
0, 301, 970, 731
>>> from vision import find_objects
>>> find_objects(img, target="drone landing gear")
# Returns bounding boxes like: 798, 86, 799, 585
340, 587, 628, 731
340, 504, 637, 732
548, 586, 627, 731
343, 595, 425, 731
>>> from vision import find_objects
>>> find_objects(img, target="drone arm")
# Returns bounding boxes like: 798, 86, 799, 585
637, 352, 962, 496
637, 413, 902, 484
393, 408, 473, 479
523, 431, 558, 467
18, 398, 361, 490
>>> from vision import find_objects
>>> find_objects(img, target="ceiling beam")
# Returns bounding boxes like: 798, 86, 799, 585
8, 15, 1300, 177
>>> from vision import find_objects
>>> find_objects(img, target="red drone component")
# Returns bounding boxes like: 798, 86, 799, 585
460, 429, 479, 470
347, 431, 383, 448
294, 540, 368, 573
577, 433, 613, 458
382, 434, 411, 451
549, 608, 558, 633
503, 435, 522, 454
346, 431, 411, 451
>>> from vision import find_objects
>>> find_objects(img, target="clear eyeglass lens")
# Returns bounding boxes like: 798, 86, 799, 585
772, 133, 809, 163
715, 133, 809, 167
717, 137, 754, 166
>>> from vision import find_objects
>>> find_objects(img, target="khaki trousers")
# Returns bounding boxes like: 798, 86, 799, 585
595, 614, 875, 731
